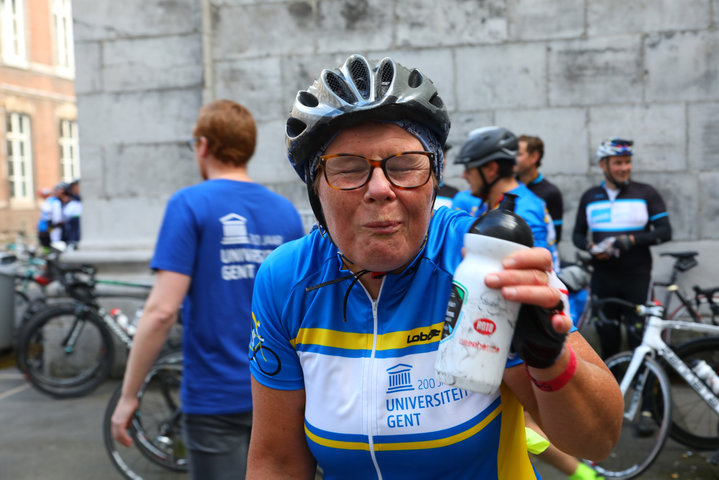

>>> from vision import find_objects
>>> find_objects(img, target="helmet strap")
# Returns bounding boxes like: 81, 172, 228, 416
477, 166, 499, 202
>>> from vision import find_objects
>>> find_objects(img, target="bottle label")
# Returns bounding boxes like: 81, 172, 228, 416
441, 281, 467, 341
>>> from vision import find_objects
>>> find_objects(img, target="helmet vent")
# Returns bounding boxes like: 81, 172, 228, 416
377, 61, 394, 98
286, 117, 307, 138
297, 91, 319, 108
408, 69, 423, 88
325, 71, 357, 104
429, 92, 444, 109
348, 58, 371, 99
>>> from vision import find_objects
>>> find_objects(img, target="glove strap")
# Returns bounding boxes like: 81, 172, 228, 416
525, 346, 577, 392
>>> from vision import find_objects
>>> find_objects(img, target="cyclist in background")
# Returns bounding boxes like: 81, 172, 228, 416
454, 126, 560, 272
247, 54, 622, 479
451, 187, 486, 216
573, 137, 672, 359
36, 188, 56, 248
515, 134, 564, 242
111, 100, 305, 479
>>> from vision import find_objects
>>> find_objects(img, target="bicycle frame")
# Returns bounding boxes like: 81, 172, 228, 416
619, 312, 719, 417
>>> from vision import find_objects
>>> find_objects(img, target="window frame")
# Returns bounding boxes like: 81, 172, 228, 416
51, 0, 74, 73
6, 112, 34, 203
59, 118, 80, 182
1, 0, 28, 67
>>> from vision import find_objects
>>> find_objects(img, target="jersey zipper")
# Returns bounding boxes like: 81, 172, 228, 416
357, 280, 385, 480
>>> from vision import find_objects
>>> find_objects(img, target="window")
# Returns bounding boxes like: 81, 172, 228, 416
51, 0, 74, 72
1, 0, 27, 66
6, 112, 33, 200
59, 119, 80, 181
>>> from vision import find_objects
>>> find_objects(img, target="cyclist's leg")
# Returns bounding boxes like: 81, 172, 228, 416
182, 411, 252, 480
621, 273, 651, 350
590, 272, 623, 359
525, 412, 604, 479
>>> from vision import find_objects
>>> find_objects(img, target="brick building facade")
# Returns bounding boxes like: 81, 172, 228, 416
0, 0, 79, 242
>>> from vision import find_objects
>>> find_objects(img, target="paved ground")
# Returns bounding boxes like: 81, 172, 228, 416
1, 348, 719, 479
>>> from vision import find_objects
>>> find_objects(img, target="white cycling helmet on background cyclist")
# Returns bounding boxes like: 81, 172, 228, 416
596, 137, 633, 163
285, 54, 450, 233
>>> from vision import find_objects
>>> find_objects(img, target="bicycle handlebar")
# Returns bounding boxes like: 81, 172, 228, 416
592, 297, 665, 326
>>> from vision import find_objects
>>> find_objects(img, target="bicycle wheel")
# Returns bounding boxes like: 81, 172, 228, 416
103, 359, 188, 479
16, 303, 114, 398
584, 352, 672, 479
667, 336, 719, 450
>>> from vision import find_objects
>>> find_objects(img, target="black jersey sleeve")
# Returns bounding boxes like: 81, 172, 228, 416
572, 191, 591, 251
633, 185, 672, 246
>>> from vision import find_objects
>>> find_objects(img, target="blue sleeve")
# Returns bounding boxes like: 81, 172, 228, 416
250, 244, 306, 390
150, 192, 197, 276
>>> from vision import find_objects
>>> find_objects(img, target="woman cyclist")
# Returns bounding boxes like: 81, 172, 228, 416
247, 54, 622, 479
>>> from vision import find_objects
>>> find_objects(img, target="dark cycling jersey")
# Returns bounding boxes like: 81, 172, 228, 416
526, 174, 563, 242
572, 180, 671, 276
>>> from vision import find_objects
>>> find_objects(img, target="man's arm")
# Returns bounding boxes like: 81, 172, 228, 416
247, 379, 316, 479
572, 194, 591, 251
110, 270, 190, 446
546, 189, 564, 243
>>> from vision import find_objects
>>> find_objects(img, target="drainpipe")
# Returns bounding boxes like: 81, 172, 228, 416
200, 0, 214, 103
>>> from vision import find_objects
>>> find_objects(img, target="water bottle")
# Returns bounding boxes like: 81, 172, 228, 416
692, 360, 719, 395
435, 193, 534, 394
110, 308, 132, 335
129, 307, 143, 336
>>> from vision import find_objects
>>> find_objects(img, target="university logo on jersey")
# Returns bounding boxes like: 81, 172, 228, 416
220, 213, 250, 245
387, 364, 415, 394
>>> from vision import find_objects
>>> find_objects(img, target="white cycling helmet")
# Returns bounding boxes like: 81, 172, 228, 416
596, 137, 633, 163
286, 54, 450, 183
286, 54, 450, 232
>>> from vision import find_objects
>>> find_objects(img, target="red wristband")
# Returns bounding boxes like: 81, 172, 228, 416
525, 346, 576, 392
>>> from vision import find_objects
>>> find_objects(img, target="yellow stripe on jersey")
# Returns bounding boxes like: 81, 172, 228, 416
292, 322, 445, 350
305, 403, 501, 452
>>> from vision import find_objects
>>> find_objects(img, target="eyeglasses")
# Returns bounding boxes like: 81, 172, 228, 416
186, 138, 199, 151
319, 151, 434, 191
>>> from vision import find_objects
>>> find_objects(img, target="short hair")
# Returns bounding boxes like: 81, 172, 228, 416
193, 100, 256, 167
518, 134, 544, 167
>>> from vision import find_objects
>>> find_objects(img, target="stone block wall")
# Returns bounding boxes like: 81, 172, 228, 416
72, 0, 719, 288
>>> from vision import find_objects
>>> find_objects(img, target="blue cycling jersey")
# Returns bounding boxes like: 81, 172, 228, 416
250, 207, 541, 479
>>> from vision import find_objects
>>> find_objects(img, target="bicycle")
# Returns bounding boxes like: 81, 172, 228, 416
582, 297, 719, 479
103, 351, 188, 480
15, 261, 158, 398
651, 251, 719, 343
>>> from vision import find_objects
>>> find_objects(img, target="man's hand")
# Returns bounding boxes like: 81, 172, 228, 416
613, 235, 634, 252
111, 394, 139, 447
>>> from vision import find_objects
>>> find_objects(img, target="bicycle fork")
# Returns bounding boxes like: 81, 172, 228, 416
619, 346, 653, 423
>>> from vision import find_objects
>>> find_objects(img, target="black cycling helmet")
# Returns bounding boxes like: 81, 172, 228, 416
286, 54, 450, 183
286, 54, 450, 233
454, 126, 518, 169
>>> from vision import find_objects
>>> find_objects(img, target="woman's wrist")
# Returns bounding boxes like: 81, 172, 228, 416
525, 345, 577, 392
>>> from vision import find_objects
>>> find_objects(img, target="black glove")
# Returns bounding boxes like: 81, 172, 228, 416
511, 303, 567, 368
613, 235, 634, 252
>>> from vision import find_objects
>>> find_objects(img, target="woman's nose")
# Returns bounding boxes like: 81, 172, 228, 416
365, 167, 395, 200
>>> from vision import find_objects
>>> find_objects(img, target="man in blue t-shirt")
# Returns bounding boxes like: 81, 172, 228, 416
111, 100, 305, 479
